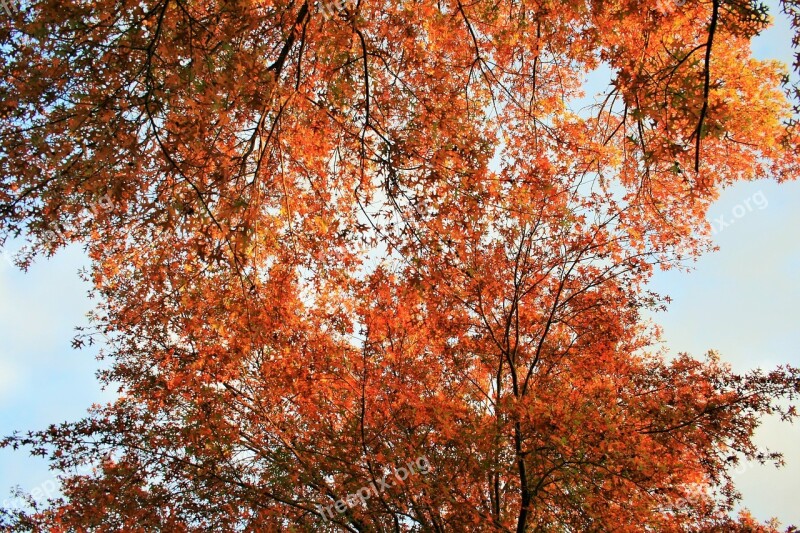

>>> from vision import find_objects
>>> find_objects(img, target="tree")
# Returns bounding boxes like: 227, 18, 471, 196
1, 0, 800, 530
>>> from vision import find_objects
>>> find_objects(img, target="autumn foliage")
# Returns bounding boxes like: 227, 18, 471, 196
2, 0, 800, 530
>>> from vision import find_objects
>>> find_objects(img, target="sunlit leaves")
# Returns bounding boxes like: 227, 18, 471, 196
1, 0, 799, 530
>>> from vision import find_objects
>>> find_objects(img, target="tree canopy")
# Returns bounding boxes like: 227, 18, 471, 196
1, 0, 800, 530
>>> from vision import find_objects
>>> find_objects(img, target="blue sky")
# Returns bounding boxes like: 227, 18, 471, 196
644, 4, 800, 523
1, 0, 799, 526
649, 178, 800, 525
